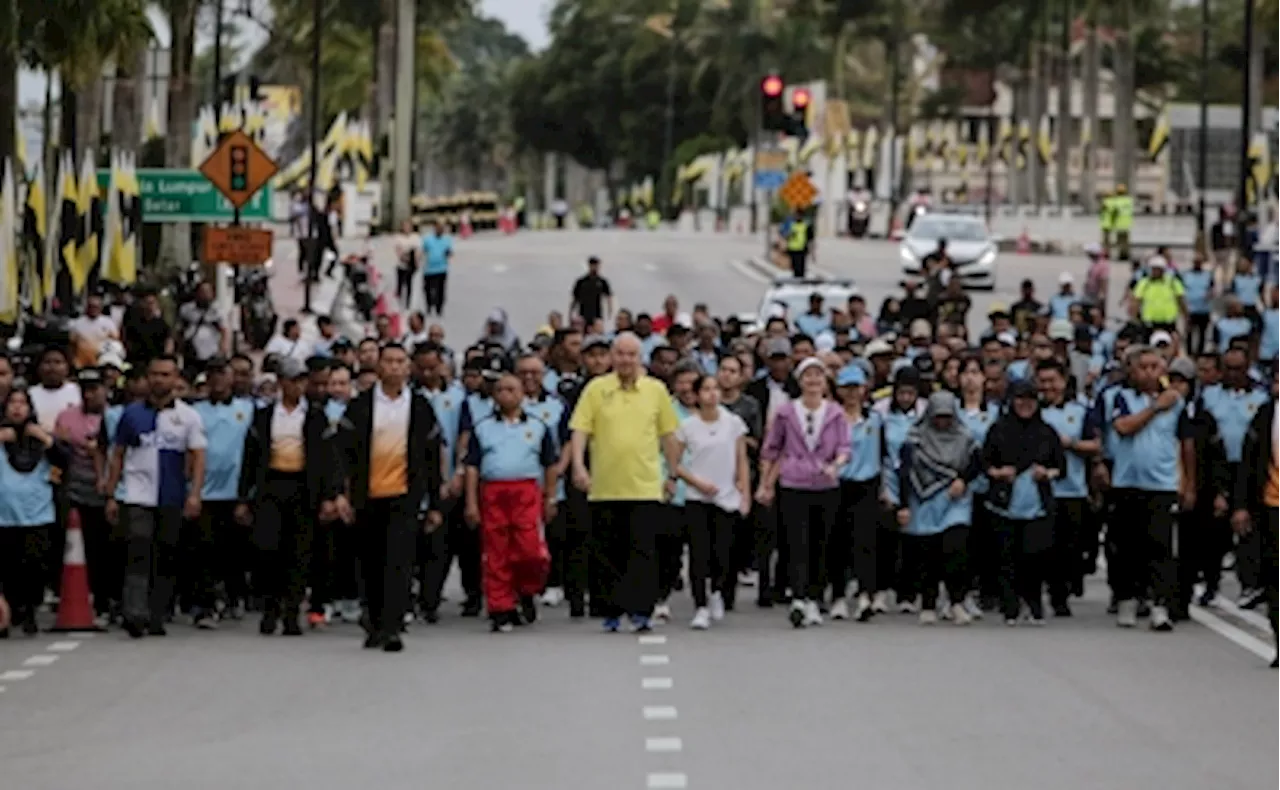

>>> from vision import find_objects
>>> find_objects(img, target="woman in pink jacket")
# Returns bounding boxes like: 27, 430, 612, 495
756, 357, 851, 629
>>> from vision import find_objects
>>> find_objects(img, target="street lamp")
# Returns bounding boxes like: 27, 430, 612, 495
302, 0, 322, 314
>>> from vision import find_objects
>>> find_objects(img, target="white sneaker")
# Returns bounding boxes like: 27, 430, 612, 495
1117, 599, 1138, 628
919, 609, 938, 625
789, 599, 807, 628
691, 607, 711, 630
338, 599, 362, 624
540, 587, 564, 608
829, 598, 850, 621
1149, 605, 1173, 632
803, 600, 824, 627
652, 600, 672, 623
899, 597, 920, 615
853, 593, 873, 621
709, 592, 726, 621
871, 591, 889, 614
950, 603, 972, 626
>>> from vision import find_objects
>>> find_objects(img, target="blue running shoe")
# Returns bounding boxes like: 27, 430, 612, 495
629, 614, 652, 633
602, 617, 621, 633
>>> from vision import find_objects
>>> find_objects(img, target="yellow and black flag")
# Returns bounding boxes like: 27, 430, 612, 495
21, 161, 51, 312
0, 160, 17, 324
57, 151, 82, 298
1016, 119, 1031, 170
75, 151, 103, 295
996, 118, 1013, 165
1147, 107, 1170, 162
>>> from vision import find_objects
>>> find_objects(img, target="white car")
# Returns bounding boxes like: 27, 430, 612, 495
740, 276, 859, 332
899, 213, 997, 290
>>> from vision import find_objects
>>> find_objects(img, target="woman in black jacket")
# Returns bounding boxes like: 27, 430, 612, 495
982, 380, 1066, 626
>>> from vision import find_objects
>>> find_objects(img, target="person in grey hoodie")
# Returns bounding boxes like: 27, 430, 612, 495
757, 357, 850, 629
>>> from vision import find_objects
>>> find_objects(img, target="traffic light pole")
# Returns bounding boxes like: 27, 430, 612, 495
303, 0, 322, 315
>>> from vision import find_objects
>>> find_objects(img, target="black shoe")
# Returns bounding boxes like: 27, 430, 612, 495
0, 628, 7, 639
363, 632, 386, 649
382, 635, 404, 652
422, 608, 440, 625
281, 620, 304, 636
490, 613, 515, 633
756, 596, 774, 609
460, 598, 483, 618
147, 623, 167, 637
21, 618, 39, 636
1196, 589, 1217, 607
259, 616, 278, 636
569, 601, 586, 619
124, 619, 146, 639
519, 596, 538, 625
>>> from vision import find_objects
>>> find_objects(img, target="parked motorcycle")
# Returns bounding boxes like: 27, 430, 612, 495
848, 199, 871, 238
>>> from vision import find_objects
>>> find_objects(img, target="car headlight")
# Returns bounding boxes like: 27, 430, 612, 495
900, 246, 918, 266
978, 248, 996, 266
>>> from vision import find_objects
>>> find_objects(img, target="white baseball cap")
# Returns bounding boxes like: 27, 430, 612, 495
1150, 329, 1173, 346
1058, 271, 1075, 285
1148, 255, 1168, 269
795, 357, 826, 378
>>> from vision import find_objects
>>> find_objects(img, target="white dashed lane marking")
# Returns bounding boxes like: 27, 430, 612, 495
47, 641, 81, 652
638, 633, 688, 787
645, 737, 683, 753
23, 655, 59, 667
647, 773, 689, 789
0, 670, 35, 681
641, 677, 674, 690
638, 635, 667, 645
0, 638, 84, 694
643, 706, 678, 720
640, 654, 670, 666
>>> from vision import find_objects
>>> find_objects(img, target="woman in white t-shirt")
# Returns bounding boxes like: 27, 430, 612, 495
673, 374, 750, 630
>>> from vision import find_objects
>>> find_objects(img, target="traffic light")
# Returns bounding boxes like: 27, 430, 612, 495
230, 144, 248, 191
761, 75, 786, 131
789, 87, 811, 138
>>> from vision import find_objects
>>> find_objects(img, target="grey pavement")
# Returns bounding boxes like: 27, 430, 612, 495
1, 228, 1272, 790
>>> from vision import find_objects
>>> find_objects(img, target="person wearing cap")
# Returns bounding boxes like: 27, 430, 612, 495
582, 334, 613, 379
338, 343, 445, 651
52, 368, 110, 624
746, 337, 799, 425
1230, 372, 1279, 667
1130, 255, 1185, 330
103, 354, 207, 638
757, 356, 850, 628
237, 355, 342, 637
1102, 345, 1196, 630
830, 364, 883, 621
568, 333, 682, 633
982, 380, 1065, 626
1049, 273, 1076, 320
186, 357, 255, 629
893, 390, 983, 626
1213, 296, 1254, 352
462, 372, 558, 633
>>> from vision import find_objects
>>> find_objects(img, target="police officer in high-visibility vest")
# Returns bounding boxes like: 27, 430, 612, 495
646, 207, 661, 230
1102, 184, 1134, 262
786, 212, 811, 277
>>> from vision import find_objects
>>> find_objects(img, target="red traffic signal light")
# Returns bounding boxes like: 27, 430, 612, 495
762, 75, 783, 97
792, 88, 811, 109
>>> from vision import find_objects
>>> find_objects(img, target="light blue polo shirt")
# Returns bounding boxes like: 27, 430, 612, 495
1048, 293, 1074, 320
987, 467, 1047, 520
794, 312, 830, 338
1041, 401, 1092, 499
465, 413, 557, 482
1261, 309, 1279, 361
422, 381, 465, 477
840, 411, 882, 483
1215, 315, 1253, 348
459, 392, 495, 435
1181, 269, 1213, 315
422, 233, 453, 275
1107, 388, 1192, 492
191, 397, 255, 501
1200, 383, 1271, 463
1231, 272, 1262, 308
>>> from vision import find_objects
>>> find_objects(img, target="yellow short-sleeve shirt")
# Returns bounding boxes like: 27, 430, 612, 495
1134, 276, 1184, 324
569, 373, 679, 502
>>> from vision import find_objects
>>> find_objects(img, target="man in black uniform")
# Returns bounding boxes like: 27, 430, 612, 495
570, 256, 613, 327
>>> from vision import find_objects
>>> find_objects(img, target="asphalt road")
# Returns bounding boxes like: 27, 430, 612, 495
0, 229, 1274, 790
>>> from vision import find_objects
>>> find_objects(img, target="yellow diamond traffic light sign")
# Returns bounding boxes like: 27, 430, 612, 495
199, 129, 278, 211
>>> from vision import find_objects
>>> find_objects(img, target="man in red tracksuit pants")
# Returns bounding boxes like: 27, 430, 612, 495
464, 373, 558, 632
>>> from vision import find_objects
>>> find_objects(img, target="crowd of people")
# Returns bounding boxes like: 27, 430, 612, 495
0, 244, 1275, 666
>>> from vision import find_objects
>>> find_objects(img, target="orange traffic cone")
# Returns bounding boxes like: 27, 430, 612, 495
51, 509, 102, 632
1016, 228, 1031, 254
459, 213, 474, 239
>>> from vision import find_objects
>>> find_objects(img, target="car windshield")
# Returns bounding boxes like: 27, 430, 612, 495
908, 217, 987, 242
760, 289, 853, 321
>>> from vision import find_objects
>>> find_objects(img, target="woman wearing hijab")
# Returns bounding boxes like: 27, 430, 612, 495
982, 380, 1066, 625
757, 357, 850, 628
0, 389, 65, 637
478, 308, 522, 356
874, 366, 926, 613
894, 391, 983, 625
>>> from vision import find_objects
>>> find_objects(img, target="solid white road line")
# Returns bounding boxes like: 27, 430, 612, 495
0, 670, 35, 681
643, 706, 678, 721
641, 677, 674, 690
640, 654, 670, 666
646, 773, 689, 789
1189, 606, 1274, 661
47, 642, 80, 652
645, 737, 683, 753
638, 635, 667, 645
1210, 596, 1273, 633
730, 260, 769, 284
23, 655, 59, 667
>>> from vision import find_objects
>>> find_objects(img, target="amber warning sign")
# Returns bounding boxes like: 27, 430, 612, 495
204, 227, 274, 265
198, 129, 279, 210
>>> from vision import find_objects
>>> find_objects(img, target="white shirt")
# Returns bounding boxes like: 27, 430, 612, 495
69, 314, 118, 350
374, 383, 412, 430
765, 378, 791, 422
29, 382, 82, 432
269, 399, 308, 472
675, 410, 747, 513
797, 400, 828, 452
264, 334, 314, 362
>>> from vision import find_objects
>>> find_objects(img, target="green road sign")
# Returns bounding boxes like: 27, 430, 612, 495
95, 168, 273, 223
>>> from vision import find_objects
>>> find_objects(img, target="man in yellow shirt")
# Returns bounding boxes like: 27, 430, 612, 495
1130, 256, 1186, 330
570, 333, 683, 632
